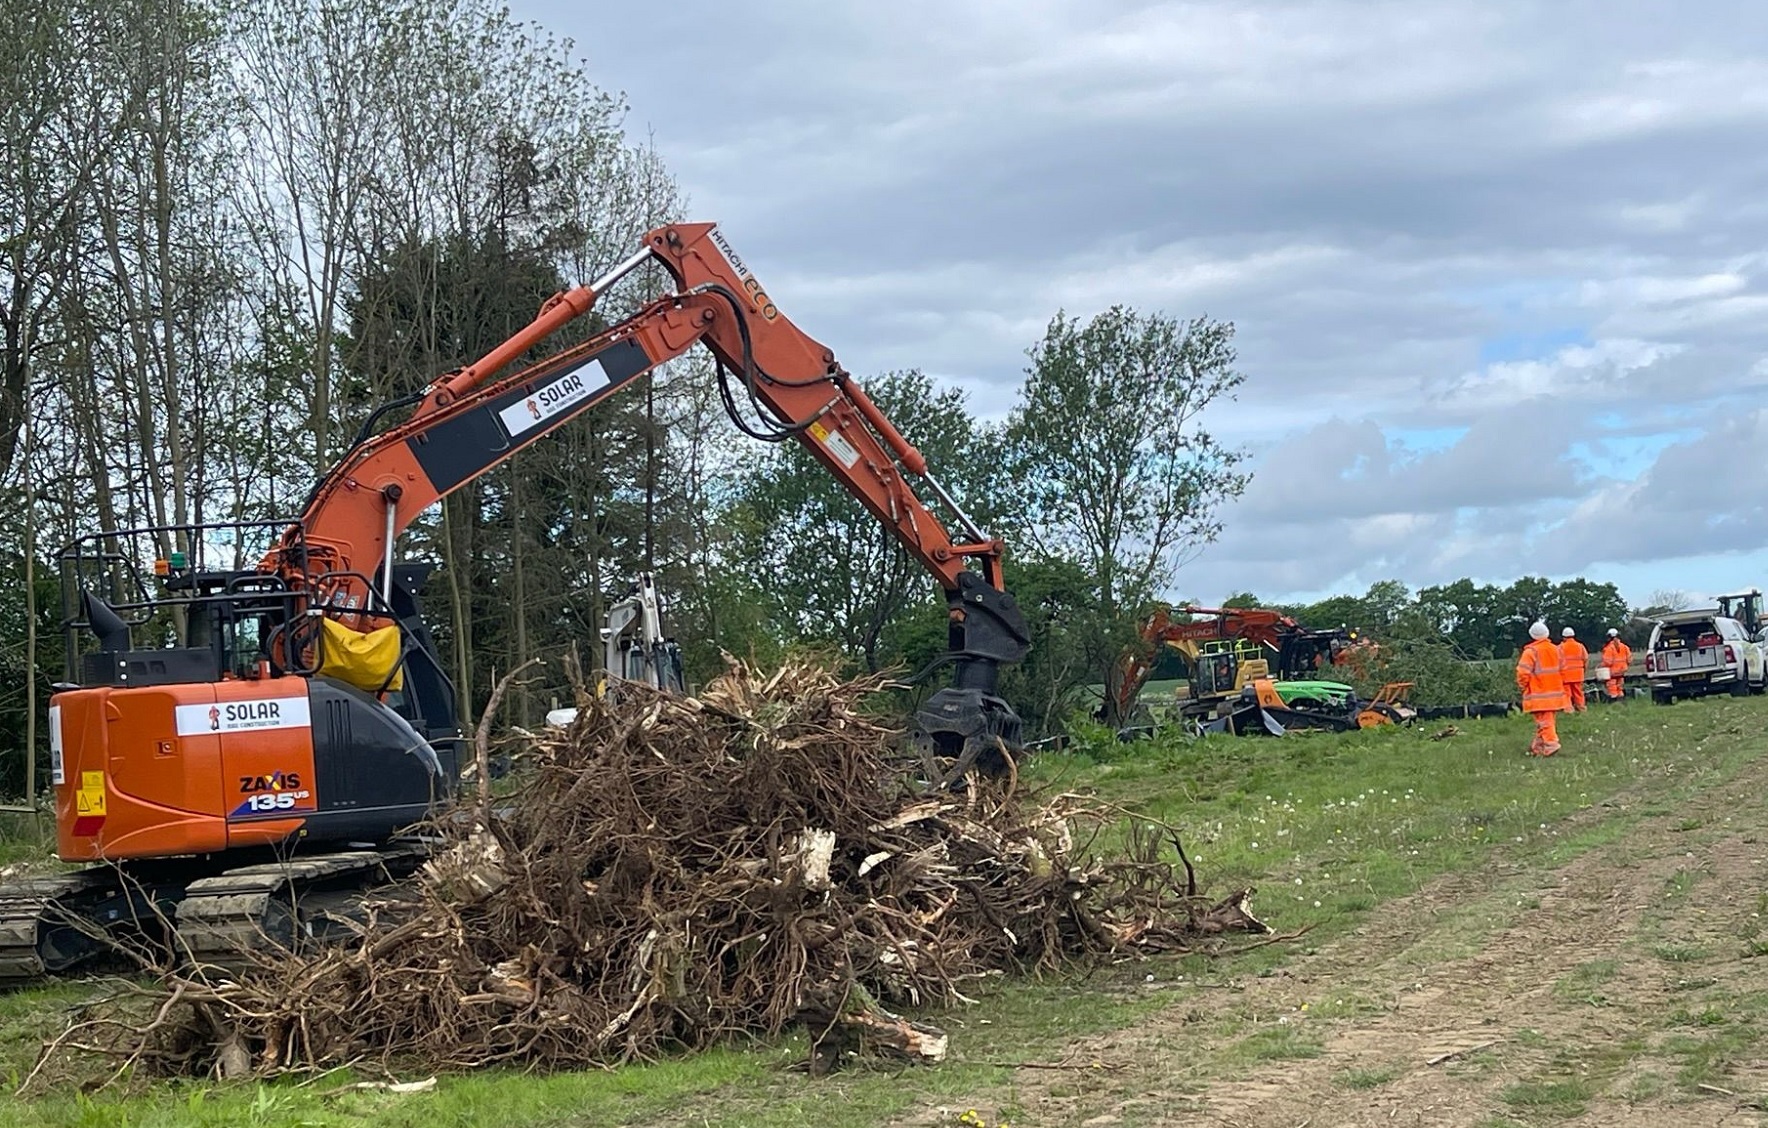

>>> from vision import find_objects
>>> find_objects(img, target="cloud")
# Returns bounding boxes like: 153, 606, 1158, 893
1541, 407, 1768, 568
1428, 339, 1685, 415
1184, 402, 1768, 603
513, 0, 1768, 603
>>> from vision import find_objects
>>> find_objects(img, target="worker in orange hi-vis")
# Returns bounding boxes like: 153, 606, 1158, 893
1559, 627, 1589, 713
1601, 628, 1632, 702
1517, 621, 1567, 756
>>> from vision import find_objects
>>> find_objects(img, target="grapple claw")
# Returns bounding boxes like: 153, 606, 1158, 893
913, 687, 1023, 787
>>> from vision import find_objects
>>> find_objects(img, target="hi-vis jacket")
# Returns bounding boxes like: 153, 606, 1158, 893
1560, 638, 1590, 683
1602, 638, 1632, 676
1517, 638, 1568, 713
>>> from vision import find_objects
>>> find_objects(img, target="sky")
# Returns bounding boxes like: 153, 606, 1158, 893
514, 0, 1768, 608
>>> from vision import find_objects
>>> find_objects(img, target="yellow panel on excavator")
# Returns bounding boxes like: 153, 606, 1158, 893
1235, 659, 1271, 692
315, 618, 404, 693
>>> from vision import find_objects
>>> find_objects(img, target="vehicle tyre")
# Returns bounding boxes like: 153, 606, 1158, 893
1731, 677, 1750, 698
1653, 690, 1673, 706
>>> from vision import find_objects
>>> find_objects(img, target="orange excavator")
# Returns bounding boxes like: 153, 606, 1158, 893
2, 222, 1029, 979
1104, 604, 1361, 727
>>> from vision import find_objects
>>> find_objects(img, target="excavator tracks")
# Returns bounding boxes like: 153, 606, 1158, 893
0, 843, 430, 986
176, 844, 428, 975
0, 871, 117, 980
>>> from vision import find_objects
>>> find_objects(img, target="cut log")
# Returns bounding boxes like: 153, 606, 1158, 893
1190, 888, 1271, 935
801, 981, 948, 1074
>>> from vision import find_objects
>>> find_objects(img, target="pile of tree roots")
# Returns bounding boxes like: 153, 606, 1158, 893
46, 660, 1274, 1081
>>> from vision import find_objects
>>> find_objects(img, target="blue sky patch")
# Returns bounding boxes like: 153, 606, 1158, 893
1569, 431, 1693, 481
1477, 327, 1592, 366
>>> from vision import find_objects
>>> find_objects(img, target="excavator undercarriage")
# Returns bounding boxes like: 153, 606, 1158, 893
0, 843, 429, 982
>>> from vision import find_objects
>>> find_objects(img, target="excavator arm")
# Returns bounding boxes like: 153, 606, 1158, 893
270, 222, 1028, 768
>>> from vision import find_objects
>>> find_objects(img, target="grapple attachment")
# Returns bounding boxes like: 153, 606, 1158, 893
910, 571, 1030, 786
914, 686, 1024, 783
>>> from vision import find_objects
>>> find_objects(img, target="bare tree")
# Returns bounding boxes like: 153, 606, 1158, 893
228, 0, 402, 467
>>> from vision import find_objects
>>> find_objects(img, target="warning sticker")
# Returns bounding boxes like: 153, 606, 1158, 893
76, 770, 105, 817
49, 704, 63, 785
809, 421, 862, 469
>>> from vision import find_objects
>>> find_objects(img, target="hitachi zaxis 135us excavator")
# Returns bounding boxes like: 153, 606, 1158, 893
0, 222, 1029, 981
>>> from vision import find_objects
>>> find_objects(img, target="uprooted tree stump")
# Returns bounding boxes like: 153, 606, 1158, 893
801, 981, 949, 1075
29, 659, 1285, 1086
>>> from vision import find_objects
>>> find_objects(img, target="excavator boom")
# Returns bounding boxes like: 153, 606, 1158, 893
276, 221, 1026, 766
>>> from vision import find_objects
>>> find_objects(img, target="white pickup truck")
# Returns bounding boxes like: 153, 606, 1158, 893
1646, 611, 1766, 704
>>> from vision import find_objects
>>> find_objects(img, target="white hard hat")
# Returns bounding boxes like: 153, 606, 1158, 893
1608, 628, 1619, 637
1562, 627, 1575, 638
1529, 621, 1549, 640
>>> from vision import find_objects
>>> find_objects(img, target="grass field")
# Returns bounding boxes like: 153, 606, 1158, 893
6, 695, 1768, 1126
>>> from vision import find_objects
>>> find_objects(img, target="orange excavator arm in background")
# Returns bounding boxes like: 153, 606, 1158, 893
267, 222, 1028, 767
1104, 604, 1316, 726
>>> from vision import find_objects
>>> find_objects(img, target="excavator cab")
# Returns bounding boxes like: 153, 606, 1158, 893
1191, 639, 1268, 700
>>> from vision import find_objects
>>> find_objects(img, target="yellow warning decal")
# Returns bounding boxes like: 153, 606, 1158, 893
76, 770, 106, 817
807, 419, 862, 468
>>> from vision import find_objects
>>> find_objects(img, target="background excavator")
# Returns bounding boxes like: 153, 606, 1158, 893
543, 572, 684, 729
1104, 603, 1367, 729
1, 222, 1030, 981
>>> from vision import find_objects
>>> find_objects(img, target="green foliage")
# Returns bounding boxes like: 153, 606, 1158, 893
1290, 576, 1630, 663
0, 546, 64, 801
1345, 638, 1519, 707
1004, 307, 1249, 616
993, 555, 1133, 735
1406, 576, 1628, 657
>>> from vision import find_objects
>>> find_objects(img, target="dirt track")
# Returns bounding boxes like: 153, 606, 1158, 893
919, 741, 1768, 1127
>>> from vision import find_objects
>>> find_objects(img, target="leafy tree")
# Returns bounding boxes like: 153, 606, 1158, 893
994, 555, 1122, 735
1360, 580, 1412, 630
1476, 576, 1627, 652
1292, 592, 1374, 634
1412, 579, 1505, 656
1003, 307, 1249, 618
1546, 577, 1628, 644
1495, 576, 1554, 644
1222, 591, 1261, 609
0, 550, 62, 799
1283, 581, 1410, 642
